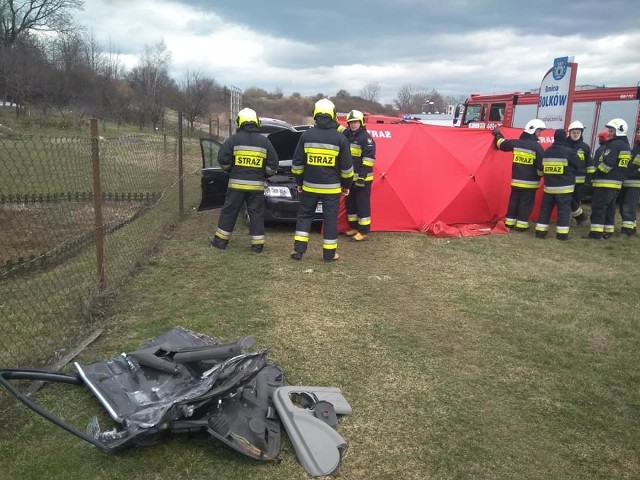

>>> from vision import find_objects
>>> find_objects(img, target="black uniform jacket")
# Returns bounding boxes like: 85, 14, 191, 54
292, 115, 354, 195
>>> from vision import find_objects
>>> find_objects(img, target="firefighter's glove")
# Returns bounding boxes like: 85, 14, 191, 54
491, 128, 503, 138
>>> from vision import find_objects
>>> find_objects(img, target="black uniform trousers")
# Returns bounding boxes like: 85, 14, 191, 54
506, 188, 537, 230
345, 183, 371, 234
619, 186, 640, 233
589, 188, 620, 237
570, 183, 585, 216
217, 190, 265, 242
537, 192, 572, 234
293, 192, 340, 261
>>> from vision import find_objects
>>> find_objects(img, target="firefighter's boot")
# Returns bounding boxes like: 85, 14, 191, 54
535, 231, 547, 239
618, 227, 636, 238
584, 232, 603, 240
209, 236, 227, 250
251, 245, 264, 253
290, 251, 303, 261
323, 252, 340, 263
351, 232, 367, 242
556, 233, 569, 241
574, 212, 587, 225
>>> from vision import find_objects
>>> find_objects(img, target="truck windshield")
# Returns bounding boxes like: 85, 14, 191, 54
463, 104, 482, 124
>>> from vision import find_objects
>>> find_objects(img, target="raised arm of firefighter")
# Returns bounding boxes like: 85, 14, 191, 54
492, 128, 504, 149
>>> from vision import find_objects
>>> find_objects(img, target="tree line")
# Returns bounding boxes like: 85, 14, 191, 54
1, 0, 463, 132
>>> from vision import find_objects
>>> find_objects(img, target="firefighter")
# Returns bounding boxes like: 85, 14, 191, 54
291, 98, 353, 262
566, 120, 592, 224
534, 129, 581, 240
492, 119, 546, 231
618, 126, 640, 237
587, 118, 631, 239
209, 107, 279, 252
343, 110, 376, 242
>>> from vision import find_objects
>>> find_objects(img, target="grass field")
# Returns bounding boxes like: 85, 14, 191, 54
1, 208, 639, 480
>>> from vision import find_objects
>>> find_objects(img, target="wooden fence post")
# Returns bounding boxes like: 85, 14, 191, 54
90, 119, 105, 288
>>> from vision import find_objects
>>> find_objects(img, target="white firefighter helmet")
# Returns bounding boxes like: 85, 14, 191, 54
524, 119, 546, 134
568, 120, 584, 131
605, 118, 628, 137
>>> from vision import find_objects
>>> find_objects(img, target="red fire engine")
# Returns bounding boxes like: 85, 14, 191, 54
453, 85, 640, 150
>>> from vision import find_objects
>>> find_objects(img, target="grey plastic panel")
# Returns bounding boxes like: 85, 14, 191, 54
273, 386, 352, 477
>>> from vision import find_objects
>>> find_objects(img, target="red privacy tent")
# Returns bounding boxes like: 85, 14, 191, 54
349, 123, 513, 237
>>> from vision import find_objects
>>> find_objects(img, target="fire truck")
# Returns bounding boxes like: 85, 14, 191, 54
453, 85, 640, 150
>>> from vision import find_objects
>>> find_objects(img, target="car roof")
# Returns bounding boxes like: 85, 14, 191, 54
258, 117, 297, 134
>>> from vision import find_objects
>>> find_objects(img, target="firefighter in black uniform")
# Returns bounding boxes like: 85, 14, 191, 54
534, 129, 581, 240
291, 98, 353, 262
343, 109, 376, 242
492, 119, 546, 231
587, 118, 631, 239
209, 108, 279, 252
618, 126, 640, 237
566, 121, 592, 224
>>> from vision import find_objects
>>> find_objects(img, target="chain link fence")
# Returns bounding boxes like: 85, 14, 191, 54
0, 119, 204, 375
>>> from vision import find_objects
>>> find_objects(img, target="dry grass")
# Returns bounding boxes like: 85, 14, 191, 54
1, 208, 639, 480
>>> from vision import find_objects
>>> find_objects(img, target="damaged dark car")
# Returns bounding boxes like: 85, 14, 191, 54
198, 118, 323, 223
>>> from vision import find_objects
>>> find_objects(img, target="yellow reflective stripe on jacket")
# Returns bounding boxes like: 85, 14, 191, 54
229, 179, 265, 191
302, 181, 341, 194
592, 179, 622, 189
349, 144, 362, 157
362, 156, 375, 167
544, 185, 575, 194
597, 162, 612, 173
511, 179, 540, 188
622, 179, 640, 187
341, 166, 354, 179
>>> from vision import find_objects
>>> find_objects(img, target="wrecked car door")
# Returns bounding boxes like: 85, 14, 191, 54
198, 138, 228, 211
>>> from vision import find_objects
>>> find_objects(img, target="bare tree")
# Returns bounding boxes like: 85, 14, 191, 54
179, 70, 218, 134
127, 40, 172, 131
394, 83, 416, 112
395, 84, 448, 114
0, 0, 84, 47
359, 82, 381, 103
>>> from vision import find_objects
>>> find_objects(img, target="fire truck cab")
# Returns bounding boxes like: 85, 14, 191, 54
454, 85, 640, 150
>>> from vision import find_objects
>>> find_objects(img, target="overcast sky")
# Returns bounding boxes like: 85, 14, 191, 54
76, 0, 640, 104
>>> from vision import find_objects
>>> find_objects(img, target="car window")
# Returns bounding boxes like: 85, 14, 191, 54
489, 103, 506, 121
200, 139, 222, 168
